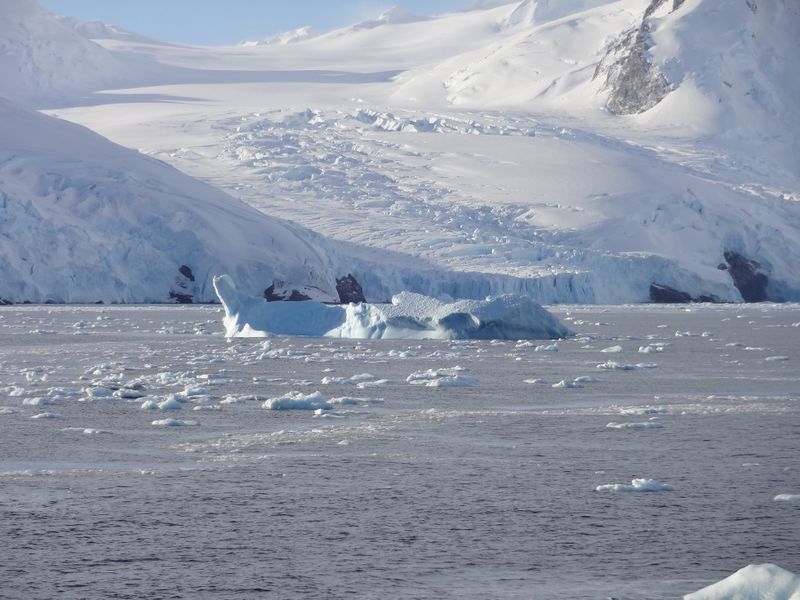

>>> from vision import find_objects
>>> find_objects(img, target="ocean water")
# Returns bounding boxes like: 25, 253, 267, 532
0, 304, 798, 599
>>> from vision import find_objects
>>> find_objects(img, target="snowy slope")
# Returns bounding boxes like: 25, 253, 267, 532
0, 0, 128, 102
0, 98, 346, 303
5, 0, 800, 303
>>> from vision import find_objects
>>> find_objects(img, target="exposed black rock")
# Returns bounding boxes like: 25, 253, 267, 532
0, 297, 12, 305
724, 251, 769, 302
650, 283, 692, 303
336, 274, 366, 304
169, 291, 194, 304
594, 0, 672, 115
178, 265, 195, 282
264, 282, 312, 302
649, 284, 720, 304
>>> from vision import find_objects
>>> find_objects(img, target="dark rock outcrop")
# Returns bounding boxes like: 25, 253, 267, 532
170, 264, 196, 303
649, 283, 692, 303
0, 297, 12, 305
169, 291, 193, 304
336, 274, 366, 304
178, 265, 195, 282
724, 251, 768, 302
594, 0, 672, 115
264, 283, 312, 302
650, 283, 720, 304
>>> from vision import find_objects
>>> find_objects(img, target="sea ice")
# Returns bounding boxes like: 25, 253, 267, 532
774, 494, 800, 504
151, 418, 198, 427
600, 345, 623, 353
263, 391, 330, 410
595, 478, 673, 492
606, 422, 664, 430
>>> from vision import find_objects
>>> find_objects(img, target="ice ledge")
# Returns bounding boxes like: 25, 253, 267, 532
213, 274, 573, 340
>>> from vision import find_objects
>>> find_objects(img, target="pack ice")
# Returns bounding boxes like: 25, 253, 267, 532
213, 275, 572, 340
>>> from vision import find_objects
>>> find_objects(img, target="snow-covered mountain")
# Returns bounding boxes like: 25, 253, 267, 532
2, 0, 799, 303
0, 0, 127, 102
0, 98, 340, 303
240, 26, 318, 47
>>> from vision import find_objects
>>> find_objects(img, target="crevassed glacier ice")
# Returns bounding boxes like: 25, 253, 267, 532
213, 275, 573, 340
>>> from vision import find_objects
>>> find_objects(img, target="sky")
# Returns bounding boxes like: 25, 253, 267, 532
39, 0, 480, 45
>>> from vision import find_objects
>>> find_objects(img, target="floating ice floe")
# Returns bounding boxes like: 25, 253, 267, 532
407, 368, 478, 388
30, 412, 60, 420
596, 478, 673, 492
213, 275, 572, 340
774, 494, 800, 504
596, 361, 657, 370
552, 379, 582, 389
683, 564, 800, 600
151, 418, 198, 427
618, 406, 670, 416
263, 391, 330, 410
606, 422, 664, 430
600, 345, 623, 353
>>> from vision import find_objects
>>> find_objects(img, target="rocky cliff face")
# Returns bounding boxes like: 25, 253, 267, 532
594, 0, 678, 115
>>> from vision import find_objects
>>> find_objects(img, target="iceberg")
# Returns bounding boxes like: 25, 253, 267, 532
684, 564, 800, 600
213, 275, 573, 340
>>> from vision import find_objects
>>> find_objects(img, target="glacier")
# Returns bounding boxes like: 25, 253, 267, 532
213, 274, 573, 340
0, 0, 799, 305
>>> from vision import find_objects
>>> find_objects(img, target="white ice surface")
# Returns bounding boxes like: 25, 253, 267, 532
684, 564, 800, 600
1, 0, 799, 304
214, 274, 572, 340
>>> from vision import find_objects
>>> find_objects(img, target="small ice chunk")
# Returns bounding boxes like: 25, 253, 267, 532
596, 478, 673, 492
151, 418, 198, 427
606, 422, 664, 430
85, 386, 113, 399
349, 373, 375, 382
774, 494, 800, 504
535, 343, 559, 352
596, 361, 635, 371
552, 379, 582, 389
264, 391, 330, 410
30, 412, 60, 419
357, 379, 389, 388
157, 395, 184, 410
424, 376, 479, 388
765, 356, 789, 362
600, 345, 623, 353
618, 406, 669, 416
22, 397, 52, 406
113, 388, 146, 399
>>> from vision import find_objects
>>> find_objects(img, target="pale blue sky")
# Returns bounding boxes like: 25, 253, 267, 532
40, 1, 479, 45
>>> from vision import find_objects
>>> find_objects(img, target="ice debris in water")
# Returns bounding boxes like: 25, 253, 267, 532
606, 422, 664, 429
151, 418, 198, 427
263, 391, 330, 410
774, 494, 800, 504
595, 478, 673, 492
600, 345, 623, 353
683, 564, 800, 600
213, 275, 573, 340
407, 368, 477, 388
